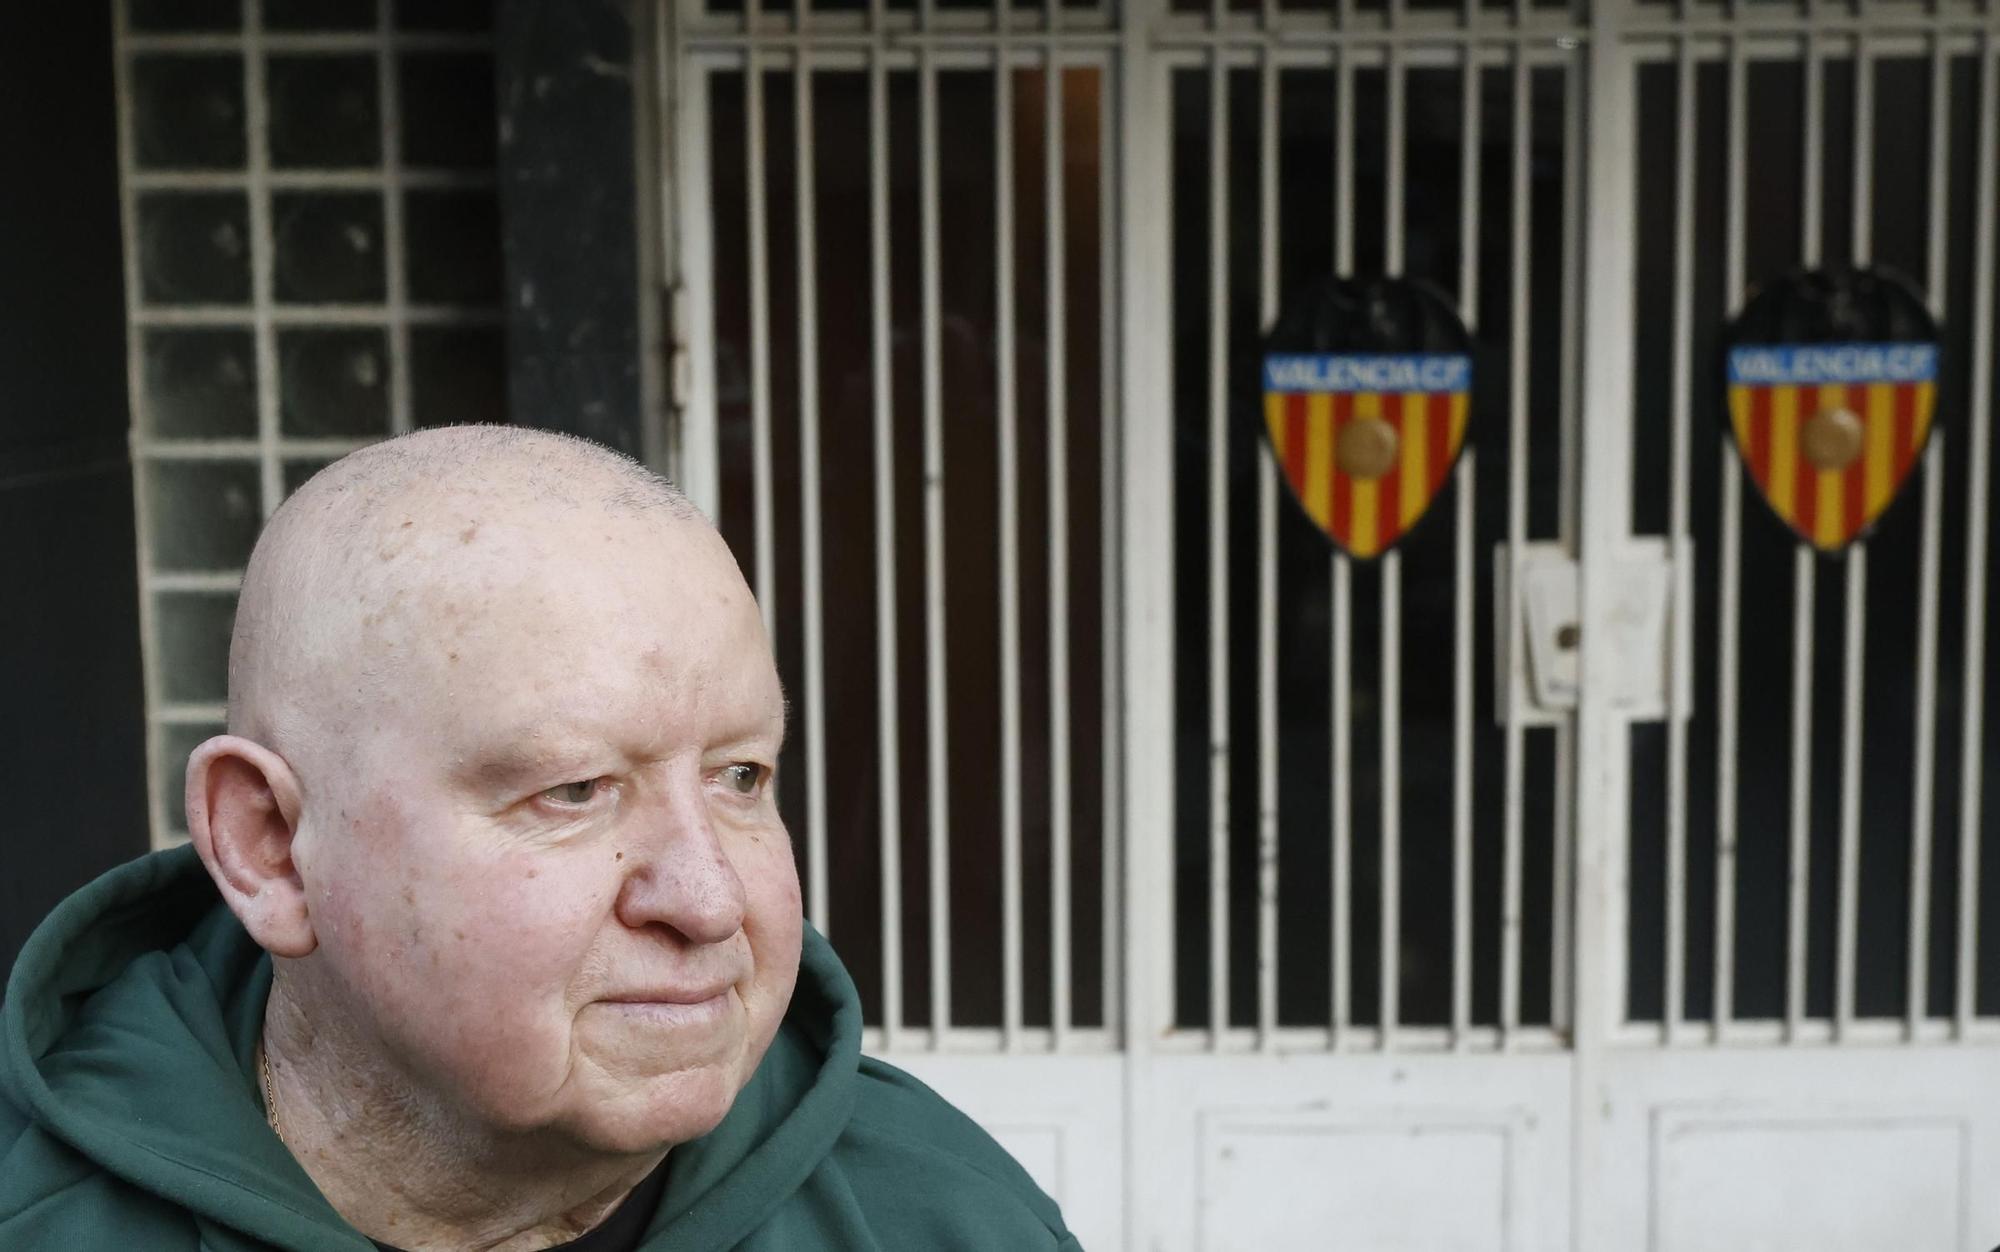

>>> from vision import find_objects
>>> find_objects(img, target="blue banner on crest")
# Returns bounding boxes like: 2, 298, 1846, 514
1726, 342, 1938, 387
1263, 353, 1472, 395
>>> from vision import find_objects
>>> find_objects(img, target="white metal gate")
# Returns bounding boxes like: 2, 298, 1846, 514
657, 0, 2000, 1245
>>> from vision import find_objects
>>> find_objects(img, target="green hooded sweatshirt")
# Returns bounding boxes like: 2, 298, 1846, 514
1, 847, 1081, 1251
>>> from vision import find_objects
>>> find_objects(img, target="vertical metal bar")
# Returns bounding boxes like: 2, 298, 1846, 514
1100, 59, 1122, 1044
1834, 547, 1866, 1037
1911, 442, 1943, 1030
1047, 49, 1074, 1051
796, 52, 831, 939
1786, 29, 1824, 1039
1379, 557, 1402, 1046
377, 1, 411, 437
1786, 547, 1817, 1037
1255, 48, 1281, 1052
1120, 2, 1175, 1234
674, 52, 721, 519
1908, 34, 1950, 1037
1958, 34, 1998, 1035
1573, 6, 1639, 1242
1663, 36, 1695, 1039
1553, 42, 1583, 1034
1500, 48, 1529, 1044
1331, 47, 1355, 1046
1801, 34, 1823, 266
919, 30, 955, 1040
1833, 37, 1873, 1040
1380, 43, 1406, 1049
1851, 39, 1872, 263
1205, 50, 1232, 1050
1451, 41, 1481, 1049
867, 10, 903, 1047
245, 0, 281, 518
1714, 34, 1748, 1034
995, 23, 1026, 1053
745, 39, 777, 635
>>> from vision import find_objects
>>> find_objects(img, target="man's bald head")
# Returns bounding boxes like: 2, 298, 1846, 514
189, 424, 798, 1181
228, 425, 710, 780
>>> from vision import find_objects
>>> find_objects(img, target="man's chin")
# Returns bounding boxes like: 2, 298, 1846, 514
572, 1065, 742, 1153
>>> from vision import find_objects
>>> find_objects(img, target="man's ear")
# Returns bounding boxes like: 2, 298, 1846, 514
186, 736, 316, 958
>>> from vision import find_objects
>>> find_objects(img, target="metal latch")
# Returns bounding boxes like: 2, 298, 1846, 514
1495, 538, 1685, 726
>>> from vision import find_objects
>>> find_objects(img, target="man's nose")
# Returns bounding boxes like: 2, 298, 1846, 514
612, 776, 748, 946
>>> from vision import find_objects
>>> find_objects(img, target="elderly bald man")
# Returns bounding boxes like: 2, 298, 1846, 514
2, 427, 1078, 1252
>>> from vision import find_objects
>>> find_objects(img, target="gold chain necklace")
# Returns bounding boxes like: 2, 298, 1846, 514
260, 1042, 286, 1146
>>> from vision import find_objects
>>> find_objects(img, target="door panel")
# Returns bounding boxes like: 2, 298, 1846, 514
1592, 1047, 2000, 1250
1138, 1053, 1572, 1251
666, 1, 2000, 1246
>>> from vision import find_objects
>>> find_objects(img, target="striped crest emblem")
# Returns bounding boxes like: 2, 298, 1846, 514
1262, 352, 1471, 558
1726, 342, 1938, 551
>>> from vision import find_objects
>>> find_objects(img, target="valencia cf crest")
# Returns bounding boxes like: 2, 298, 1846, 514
1256, 277, 1473, 558
1724, 266, 1940, 552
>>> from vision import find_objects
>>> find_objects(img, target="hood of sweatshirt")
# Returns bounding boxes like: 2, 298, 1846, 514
1, 845, 864, 1251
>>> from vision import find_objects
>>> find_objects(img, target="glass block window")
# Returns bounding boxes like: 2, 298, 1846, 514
115, 0, 506, 848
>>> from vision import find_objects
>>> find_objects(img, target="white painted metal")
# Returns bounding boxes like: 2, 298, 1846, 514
918, 33, 954, 1040
1959, 32, 1997, 1039
1662, 35, 1695, 1040
794, 51, 830, 938
652, 1, 2000, 1247
1254, 50, 1281, 1053
1572, 1, 1638, 1247
1593, 1046, 2000, 1251
866, 15, 904, 1048
1551, 48, 1582, 1037
1046, 44, 1074, 1052
1786, 27, 1825, 1041
671, 18, 721, 517
1500, 48, 1529, 1045
995, 18, 1025, 1050
1712, 34, 1747, 1037
1835, 545, 1866, 1038
744, 37, 776, 635
1098, 57, 1123, 1047
1204, 49, 1231, 1052
1832, 37, 1873, 1042
1381, 41, 1406, 1052
1330, 49, 1355, 1048
1450, 42, 1480, 1052
1117, 0, 1174, 1235
1907, 33, 1948, 1039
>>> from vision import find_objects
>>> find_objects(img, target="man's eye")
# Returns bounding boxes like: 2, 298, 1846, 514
721, 764, 764, 796
542, 779, 603, 805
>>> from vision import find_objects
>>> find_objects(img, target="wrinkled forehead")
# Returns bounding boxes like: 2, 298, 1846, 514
341, 501, 782, 762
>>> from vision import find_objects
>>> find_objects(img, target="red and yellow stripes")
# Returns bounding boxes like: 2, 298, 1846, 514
1728, 380, 1934, 550
1264, 388, 1470, 557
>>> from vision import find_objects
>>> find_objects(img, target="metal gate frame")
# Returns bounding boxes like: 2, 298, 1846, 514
650, 0, 2000, 1243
